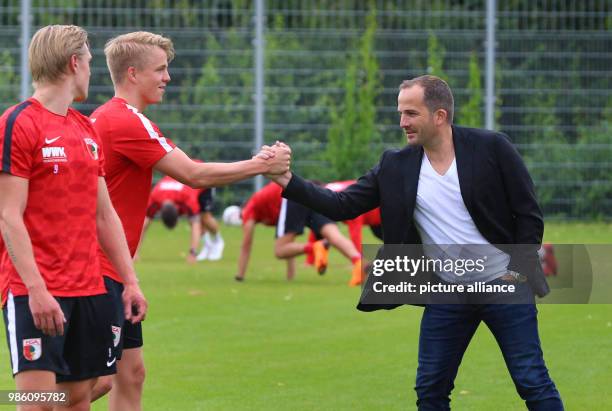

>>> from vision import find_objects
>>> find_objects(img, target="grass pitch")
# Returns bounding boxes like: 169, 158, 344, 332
0, 222, 610, 410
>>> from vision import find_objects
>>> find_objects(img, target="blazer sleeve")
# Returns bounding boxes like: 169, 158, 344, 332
495, 134, 550, 297
494, 134, 544, 245
282, 152, 387, 221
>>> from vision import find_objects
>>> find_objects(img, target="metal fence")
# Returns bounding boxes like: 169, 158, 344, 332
0, 0, 610, 219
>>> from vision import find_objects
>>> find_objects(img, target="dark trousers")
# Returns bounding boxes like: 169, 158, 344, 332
415, 303, 563, 410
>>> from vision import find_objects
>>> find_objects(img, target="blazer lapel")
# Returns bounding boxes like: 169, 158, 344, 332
403, 146, 424, 220
453, 126, 475, 214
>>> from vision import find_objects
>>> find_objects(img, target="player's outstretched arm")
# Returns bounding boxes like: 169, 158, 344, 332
235, 219, 256, 280
154, 145, 290, 189
0, 173, 65, 336
286, 258, 296, 281
187, 215, 202, 264
96, 177, 147, 323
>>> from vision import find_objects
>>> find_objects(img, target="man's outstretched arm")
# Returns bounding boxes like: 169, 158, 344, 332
267, 145, 383, 222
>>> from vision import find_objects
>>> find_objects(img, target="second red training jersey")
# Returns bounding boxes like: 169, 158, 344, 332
146, 176, 200, 218
91, 97, 176, 283
241, 182, 283, 226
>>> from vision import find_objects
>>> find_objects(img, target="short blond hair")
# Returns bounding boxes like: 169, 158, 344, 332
29, 25, 89, 85
104, 31, 175, 85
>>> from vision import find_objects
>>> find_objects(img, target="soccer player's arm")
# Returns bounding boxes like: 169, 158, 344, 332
0, 173, 65, 336
187, 214, 202, 264
154, 146, 290, 189
286, 258, 296, 280
96, 177, 147, 322
185, 190, 202, 263
115, 113, 289, 188
236, 218, 256, 279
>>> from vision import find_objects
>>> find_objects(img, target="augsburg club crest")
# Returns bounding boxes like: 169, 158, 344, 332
83, 137, 99, 160
112, 325, 121, 347
23, 338, 42, 361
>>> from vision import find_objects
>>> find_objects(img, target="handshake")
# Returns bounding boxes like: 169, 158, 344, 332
254, 141, 293, 187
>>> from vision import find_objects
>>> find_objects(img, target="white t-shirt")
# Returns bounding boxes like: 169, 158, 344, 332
413, 153, 509, 283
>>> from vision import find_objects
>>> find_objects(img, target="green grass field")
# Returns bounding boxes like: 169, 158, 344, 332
1, 222, 611, 410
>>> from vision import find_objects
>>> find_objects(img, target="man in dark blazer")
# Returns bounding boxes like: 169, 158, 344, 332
267, 76, 563, 410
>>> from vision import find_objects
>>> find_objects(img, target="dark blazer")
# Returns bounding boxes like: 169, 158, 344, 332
282, 125, 550, 311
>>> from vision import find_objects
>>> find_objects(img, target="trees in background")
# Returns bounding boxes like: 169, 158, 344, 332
324, 4, 381, 180
0, 0, 608, 217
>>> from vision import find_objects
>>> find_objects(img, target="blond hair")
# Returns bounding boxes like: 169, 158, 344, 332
29, 25, 89, 85
104, 31, 175, 85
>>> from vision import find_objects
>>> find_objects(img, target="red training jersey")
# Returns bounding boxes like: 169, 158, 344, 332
241, 182, 283, 226
324, 180, 382, 252
325, 180, 381, 227
362, 207, 381, 227
91, 97, 176, 283
146, 176, 200, 218
0, 98, 106, 304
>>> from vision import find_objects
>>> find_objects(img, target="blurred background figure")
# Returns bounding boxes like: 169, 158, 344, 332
304, 181, 382, 267
538, 244, 558, 276
235, 182, 363, 284
195, 186, 225, 261
139, 175, 224, 263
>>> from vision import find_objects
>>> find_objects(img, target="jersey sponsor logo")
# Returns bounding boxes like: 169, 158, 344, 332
112, 325, 121, 347
23, 338, 42, 361
44, 136, 61, 144
83, 137, 99, 160
41, 146, 67, 163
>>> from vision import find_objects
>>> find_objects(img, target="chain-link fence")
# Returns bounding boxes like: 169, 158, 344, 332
0, 0, 610, 219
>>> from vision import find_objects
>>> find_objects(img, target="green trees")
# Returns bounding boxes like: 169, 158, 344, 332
457, 52, 483, 128
0, 51, 18, 108
574, 101, 612, 218
1, 0, 605, 217
522, 76, 572, 214
324, 5, 382, 180
426, 32, 448, 81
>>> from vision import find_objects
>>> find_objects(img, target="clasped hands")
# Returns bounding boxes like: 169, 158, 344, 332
254, 141, 292, 186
